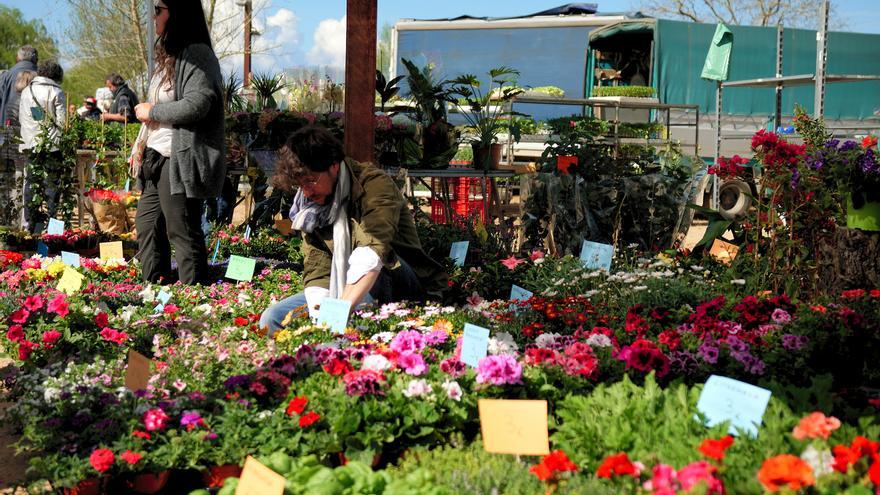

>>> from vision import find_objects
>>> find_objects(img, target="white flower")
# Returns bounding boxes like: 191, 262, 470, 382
441, 380, 462, 401
195, 304, 213, 316
730, 279, 746, 285
534, 333, 561, 349
237, 292, 252, 305
800, 445, 834, 477
372, 332, 395, 343
690, 265, 704, 271
633, 285, 648, 291
488, 332, 518, 355
173, 380, 187, 392
139, 287, 157, 303
362, 354, 392, 372
586, 334, 613, 348
43, 387, 60, 403
402, 379, 433, 398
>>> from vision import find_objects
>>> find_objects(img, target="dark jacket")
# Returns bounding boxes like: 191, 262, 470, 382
148, 43, 225, 199
109, 82, 140, 123
301, 158, 447, 296
0, 60, 37, 125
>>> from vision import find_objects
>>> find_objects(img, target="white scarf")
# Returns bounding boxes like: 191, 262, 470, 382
289, 161, 351, 297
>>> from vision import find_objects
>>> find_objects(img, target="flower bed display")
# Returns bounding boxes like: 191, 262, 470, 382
0, 240, 878, 494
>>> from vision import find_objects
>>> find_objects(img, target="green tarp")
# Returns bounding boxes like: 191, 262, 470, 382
701, 23, 732, 81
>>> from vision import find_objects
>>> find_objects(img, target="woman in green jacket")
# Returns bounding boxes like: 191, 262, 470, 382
132, 0, 225, 284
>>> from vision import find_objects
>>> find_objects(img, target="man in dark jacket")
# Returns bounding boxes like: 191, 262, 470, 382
0, 45, 38, 126
101, 73, 139, 124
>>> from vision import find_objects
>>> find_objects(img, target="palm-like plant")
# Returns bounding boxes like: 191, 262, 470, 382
449, 67, 525, 149
222, 72, 248, 114
251, 72, 286, 110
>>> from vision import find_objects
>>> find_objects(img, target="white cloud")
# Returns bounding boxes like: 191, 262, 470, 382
253, 7, 301, 72
306, 15, 346, 68
208, 1, 302, 75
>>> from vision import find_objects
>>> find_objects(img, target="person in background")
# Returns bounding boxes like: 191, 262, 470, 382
102, 73, 139, 124
8, 70, 37, 128
131, 0, 225, 285
259, 125, 446, 334
18, 60, 67, 233
0, 45, 38, 127
77, 97, 102, 120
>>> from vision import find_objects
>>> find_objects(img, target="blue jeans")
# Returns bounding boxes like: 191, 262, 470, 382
259, 257, 425, 334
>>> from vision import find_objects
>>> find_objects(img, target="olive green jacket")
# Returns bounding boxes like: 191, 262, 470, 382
300, 158, 447, 296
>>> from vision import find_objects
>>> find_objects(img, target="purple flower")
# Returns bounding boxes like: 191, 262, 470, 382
860, 148, 878, 174
204, 431, 218, 441
397, 351, 427, 376
824, 138, 840, 149
725, 335, 749, 354
343, 370, 385, 397
698, 342, 719, 364
424, 330, 449, 346
475, 355, 522, 386
771, 308, 791, 324
790, 167, 800, 190
841, 140, 858, 152
669, 350, 700, 376
180, 411, 202, 428
782, 334, 809, 351
390, 330, 426, 354
439, 357, 466, 378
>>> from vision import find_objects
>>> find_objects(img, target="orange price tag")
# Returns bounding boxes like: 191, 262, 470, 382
710, 239, 739, 265
124, 350, 152, 392
235, 456, 285, 495
478, 399, 550, 456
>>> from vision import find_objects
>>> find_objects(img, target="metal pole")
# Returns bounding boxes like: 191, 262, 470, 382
244, 0, 253, 88
814, 0, 829, 118
775, 24, 784, 130
146, 0, 155, 77
713, 81, 722, 210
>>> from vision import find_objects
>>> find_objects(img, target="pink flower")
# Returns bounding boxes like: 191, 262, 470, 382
6, 324, 24, 343
163, 304, 179, 315
771, 308, 791, 325
500, 255, 525, 270
529, 250, 545, 261
143, 408, 169, 431
120, 450, 142, 466
397, 352, 427, 376
476, 355, 523, 385
41, 330, 61, 345
677, 461, 723, 494
23, 295, 44, 312
47, 294, 69, 318
99, 327, 129, 344
466, 292, 483, 307
644, 464, 678, 494
21, 258, 42, 270
389, 330, 426, 354
10, 309, 29, 324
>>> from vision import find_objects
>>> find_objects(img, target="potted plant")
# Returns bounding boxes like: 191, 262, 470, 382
399, 59, 460, 169
591, 85, 658, 123
818, 135, 880, 231
449, 66, 526, 170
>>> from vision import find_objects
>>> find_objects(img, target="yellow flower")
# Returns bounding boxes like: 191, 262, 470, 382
274, 329, 291, 343
26, 268, 48, 281
47, 260, 66, 277
656, 252, 674, 265
432, 318, 454, 334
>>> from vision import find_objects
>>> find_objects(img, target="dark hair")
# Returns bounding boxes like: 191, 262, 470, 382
37, 60, 63, 83
106, 73, 125, 87
155, 0, 213, 86
17, 45, 37, 64
272, 125, 345, 193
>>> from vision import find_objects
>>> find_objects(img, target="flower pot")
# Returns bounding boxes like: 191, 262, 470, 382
846, 196, 880, 231
471, 143, 502, 170
62, 478, 104, 495
202, 463, 243, 488
128, 470, 170, 494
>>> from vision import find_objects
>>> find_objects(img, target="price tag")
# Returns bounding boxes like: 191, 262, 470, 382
460, 323, 490, 367
696, 375, 771, 437
225, 255, 256, 282
478, 399, 550, 456
36, 241, 49, 256
710, 239, 739, 265
235, 456, 285, 495
316, 298, 352, 334
157, 290, 171, 305
99, 241, 124, 261
449, 241, 469, 267
61, 251, 81, 268
47, 218, 64, 236
56, 267, 85, 295
124, 350, 152, 392
580, 240, 613, 271
274, 219, 292, 236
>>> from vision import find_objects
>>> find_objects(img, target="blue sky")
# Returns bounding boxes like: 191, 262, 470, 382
5, 0, 880, 73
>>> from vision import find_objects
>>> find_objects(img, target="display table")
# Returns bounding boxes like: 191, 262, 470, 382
400, 168, 516, 224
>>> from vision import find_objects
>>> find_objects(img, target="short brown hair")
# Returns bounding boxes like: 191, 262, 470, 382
272, 125, 345, 193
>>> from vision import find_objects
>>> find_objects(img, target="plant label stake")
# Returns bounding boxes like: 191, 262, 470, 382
580, 240, 613, 272
99, 241, 124, 261
460, 323, 490, 367
316, 298, 352, 334
449, 241, 469, 267
225, 255, 256, 282
478, 399, 550, 456
236, 456, 285, 495
696, 375, 771, 437
47, 218, 64, 236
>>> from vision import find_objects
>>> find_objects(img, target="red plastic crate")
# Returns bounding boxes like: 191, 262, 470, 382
430, 198, 486, 224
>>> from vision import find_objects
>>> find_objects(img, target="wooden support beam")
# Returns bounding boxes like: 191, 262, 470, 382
344, 0, 377, 163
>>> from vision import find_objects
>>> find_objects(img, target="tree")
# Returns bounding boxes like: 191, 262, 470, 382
638, 0, 842, 30
376, 22, 393, 78
0, 6, 57, 69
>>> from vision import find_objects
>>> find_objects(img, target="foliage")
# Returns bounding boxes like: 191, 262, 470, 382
592, 86, 656, 98
448, 66, 525, 155
222, 72, 248, 114
251, 72, 286, 110
0, 6, 57, 70
640, 0, 838, 29
375, 70, 405, 113
399, 59, 460, 170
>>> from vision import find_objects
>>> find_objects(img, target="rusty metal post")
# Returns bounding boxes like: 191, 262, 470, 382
344, 0, 377, 163
243, 0, 253, 88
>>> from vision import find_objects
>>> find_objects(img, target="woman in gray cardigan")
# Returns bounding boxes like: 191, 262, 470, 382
132, 0, 225, 284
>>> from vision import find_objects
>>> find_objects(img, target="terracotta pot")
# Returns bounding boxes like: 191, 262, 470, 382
202, 464, 243, 488
62, 478, 103, 495
128, 471, 170, 494
471, 143, 502, 170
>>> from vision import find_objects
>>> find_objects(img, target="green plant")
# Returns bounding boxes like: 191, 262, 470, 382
251, 72, 286, 110
592, 86, 656, 98
399, 59, 459, 169
449, 66, 525, 151
376, 70, 405, 113
223, 72, 248, 114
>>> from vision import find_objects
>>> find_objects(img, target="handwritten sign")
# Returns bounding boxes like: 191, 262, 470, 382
99, 241, 124, 261
710, 239, 739, 265
235, 456, 285, 495
61, 251, 81, 268
47, 218, 64, 236
124, 350, 152, 392
316, 297, 352, 334
56, 267, 84, 295
580, 240, 613, 271
274, 219, 292, 236
478, 399, 550, 456
225, 255, 256, 282
36, 241, 49, 256
696, 375, 772, 437
449, 241, 469, 267
460, 323, 490, 367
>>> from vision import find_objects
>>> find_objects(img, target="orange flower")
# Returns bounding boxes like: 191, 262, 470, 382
699, 435, 735, 461
757, 454, 815, 493
809, 305, 827, 313
792, 412, 841, 440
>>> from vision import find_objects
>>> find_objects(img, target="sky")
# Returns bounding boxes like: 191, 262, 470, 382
4, 0, 880, 75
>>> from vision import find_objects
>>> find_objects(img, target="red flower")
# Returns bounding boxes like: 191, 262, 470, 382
841, 289, 866, 299
596, 452, 637, 478
869, 461, 880, 486
18, 340, 35, 361
41, 329, 62, 345
10, 309, 29, 324
323, 358, 353, 376
861, 135, 878, 149
23, 295, 44, 312
832, 444, 861, 473
286, 396, 308, 416
500, 255, 525, 271
47, 294, 69, 317
163, 304, 179, 315
132, 430, 151, 440
89, 448, 115, 473
120, 450, 142, 466
234, 316, 249, 326
699, 435, 734, 461
529, 450, 578, 481
94, 312, 110, 328
6, 324, 24, 343
299, 411, 320, 428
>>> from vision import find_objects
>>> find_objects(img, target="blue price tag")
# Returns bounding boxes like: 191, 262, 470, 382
449, 241, 469, 267
510, 284, 533, 302
154, 303, 164, 313
316, 297, 352, 334
124, 178, 131, 192
696, 375, 772, 437
157, 290, 171, 305
460, 323, 490, 367
580, 240, 614, 271
244, 225, 251, 241
61, 251, 81, 268
47, 218, 64, 236
211, 241, 221, 264
37, 241, 49, 256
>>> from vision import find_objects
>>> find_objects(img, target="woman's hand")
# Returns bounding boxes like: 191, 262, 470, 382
135, 102, 153, 123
